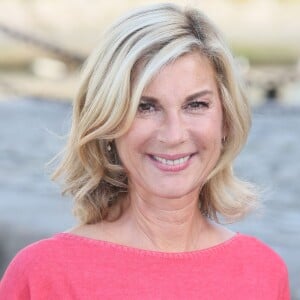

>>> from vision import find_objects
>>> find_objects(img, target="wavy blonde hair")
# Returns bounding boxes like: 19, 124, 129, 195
52, 3, 257, 224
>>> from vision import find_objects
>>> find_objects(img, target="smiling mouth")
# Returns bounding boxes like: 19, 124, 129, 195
150, 154, 193, 166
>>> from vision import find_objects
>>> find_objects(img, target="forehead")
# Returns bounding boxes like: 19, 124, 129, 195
142, 52, 217, 96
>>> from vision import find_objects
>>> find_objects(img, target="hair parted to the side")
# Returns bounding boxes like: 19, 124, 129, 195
52, 3, 257, 225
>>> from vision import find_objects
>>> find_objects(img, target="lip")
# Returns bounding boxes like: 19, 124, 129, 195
148, 153, 195, 172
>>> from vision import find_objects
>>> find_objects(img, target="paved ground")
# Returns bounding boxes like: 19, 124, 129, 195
0, 98, 299, 298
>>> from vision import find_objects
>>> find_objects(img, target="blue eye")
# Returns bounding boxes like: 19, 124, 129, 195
137, 101, 156, 114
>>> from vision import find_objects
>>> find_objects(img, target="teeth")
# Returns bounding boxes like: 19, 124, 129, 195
153, 155, 190, 166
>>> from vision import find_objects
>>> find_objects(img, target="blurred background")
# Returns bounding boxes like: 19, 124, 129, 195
0, 0, 299, 298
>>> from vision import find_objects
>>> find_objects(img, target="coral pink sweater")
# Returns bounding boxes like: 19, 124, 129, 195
0, 233, 290, 299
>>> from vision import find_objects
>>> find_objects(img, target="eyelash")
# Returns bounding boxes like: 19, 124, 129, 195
137, 100, 209, 115
137, 102, 157, 114
184, 101, 209, 111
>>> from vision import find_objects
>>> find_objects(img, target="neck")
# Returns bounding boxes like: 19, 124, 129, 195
123, 189, 210, 252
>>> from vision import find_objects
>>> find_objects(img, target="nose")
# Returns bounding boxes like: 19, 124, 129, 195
157, 111, 188, 145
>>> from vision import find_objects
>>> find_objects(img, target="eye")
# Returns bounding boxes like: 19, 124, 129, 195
137, 101, 157, 114
185, 100, 209, 111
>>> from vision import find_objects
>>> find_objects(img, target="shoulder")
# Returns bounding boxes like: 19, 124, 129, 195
2, 230, 117, 277
233, 233, 288, 275
15, 234, 69, 258
0, 235, 67, 297
236, 234, 284, 258
1, 235, 68, 276
233, 234, 290, 297
1, 232, 98, 280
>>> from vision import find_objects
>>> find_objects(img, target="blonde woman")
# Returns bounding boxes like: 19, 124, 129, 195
0, 3, 290, 299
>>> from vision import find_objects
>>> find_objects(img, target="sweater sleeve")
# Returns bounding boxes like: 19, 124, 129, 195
0, 250, 31, 299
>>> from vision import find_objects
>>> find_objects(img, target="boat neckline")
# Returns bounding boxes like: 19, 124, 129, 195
54, 231, 242, 258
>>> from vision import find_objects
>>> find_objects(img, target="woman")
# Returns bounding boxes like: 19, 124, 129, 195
0, 3, 290, 299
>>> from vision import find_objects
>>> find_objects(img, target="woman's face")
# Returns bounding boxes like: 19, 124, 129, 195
115, 52, 225, 200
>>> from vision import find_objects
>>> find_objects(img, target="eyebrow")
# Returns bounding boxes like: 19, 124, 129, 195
186, 90, 213, 101
140, 90, 214, 103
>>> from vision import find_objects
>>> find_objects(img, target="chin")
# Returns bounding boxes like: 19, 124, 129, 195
150, 185, 199, 200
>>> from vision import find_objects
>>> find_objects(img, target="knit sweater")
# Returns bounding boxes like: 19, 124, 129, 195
0, 233, 290, 299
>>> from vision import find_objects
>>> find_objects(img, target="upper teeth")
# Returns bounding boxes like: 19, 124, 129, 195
153, 155, 190, 166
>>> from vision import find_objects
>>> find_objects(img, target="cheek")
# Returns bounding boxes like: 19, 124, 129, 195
126, 120, 157, 146
209, 109, 224, 138
193, 116, 223, 142
115, 122, 151, 159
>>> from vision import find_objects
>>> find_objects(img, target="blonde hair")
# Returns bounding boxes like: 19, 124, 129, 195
53, 3, 257, 224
